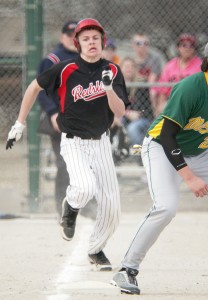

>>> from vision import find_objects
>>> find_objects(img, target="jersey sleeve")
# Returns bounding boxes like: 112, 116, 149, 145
161, 76, 198, 128
37, 57, 54, 76
37, 62, 63, 97
110, 63, 130, 107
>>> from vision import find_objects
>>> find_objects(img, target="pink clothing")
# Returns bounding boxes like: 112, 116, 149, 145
153, 56, 202, 97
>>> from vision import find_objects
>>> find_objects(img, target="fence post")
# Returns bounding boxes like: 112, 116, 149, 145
25, 0, 43, 212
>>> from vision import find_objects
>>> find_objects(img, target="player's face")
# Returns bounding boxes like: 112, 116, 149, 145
78, 29, 103, 62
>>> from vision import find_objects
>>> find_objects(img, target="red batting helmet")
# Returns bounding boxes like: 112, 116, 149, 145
73, 18, 106, 51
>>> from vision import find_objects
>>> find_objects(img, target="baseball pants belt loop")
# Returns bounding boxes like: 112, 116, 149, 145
66, 130, 110, 140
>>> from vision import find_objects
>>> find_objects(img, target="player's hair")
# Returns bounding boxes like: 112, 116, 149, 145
201, 58, 208, 72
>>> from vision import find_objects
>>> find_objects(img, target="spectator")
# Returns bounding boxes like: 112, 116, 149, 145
131, 32, 163, 122
37, 20, 78, 216
120, 56, 153, 147
102, 38, 120, 64
153, 33, 202, 116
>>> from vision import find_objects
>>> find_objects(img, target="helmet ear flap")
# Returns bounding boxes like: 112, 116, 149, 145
73, 37, 79, 49
103, 35, 107, 49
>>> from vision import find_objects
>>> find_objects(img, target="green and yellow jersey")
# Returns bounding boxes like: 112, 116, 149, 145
148, 72, 208, 156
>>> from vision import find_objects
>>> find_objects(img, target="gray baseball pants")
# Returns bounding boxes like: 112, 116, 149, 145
122, 136, 208, 270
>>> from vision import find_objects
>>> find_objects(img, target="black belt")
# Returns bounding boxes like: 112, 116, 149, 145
66, 130, 110, 140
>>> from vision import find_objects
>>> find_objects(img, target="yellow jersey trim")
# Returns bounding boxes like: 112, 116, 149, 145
161, 115, 183, 128
148, 119, 164, 138
204, 72, 208, 85
148, 116, 183, 139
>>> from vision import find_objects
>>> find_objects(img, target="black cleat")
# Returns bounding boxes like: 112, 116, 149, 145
111, 267, 140, 295
88, 250, 112, 271
60, 198, 79, 241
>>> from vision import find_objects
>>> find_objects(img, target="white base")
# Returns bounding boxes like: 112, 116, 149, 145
56, 280, 120, 295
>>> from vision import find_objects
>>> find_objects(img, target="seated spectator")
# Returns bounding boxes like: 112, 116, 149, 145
153, 33, 202, 116
120, 56, 154, 151
102, 38, 120, 64
131, 32, 163, 116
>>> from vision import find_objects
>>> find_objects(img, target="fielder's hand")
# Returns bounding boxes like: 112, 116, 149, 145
6, 120, 25, 150
102, 66, 113, 90
130, 144, 142, 155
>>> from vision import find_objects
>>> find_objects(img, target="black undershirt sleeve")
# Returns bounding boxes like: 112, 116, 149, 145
159, 118, 187, 171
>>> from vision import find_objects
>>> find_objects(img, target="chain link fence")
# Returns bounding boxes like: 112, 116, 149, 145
1, 0, 208, 140
0, 0, 25, 139
1, 0, 208, 213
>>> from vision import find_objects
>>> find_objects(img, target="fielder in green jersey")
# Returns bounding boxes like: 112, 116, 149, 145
148, 71, 208, 156
111, 43, 208, 295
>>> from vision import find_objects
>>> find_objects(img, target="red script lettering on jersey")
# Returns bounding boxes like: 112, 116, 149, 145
72, 81, 106, 102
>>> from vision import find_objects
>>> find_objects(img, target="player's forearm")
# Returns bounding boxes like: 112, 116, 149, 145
106, 89, 125, 118
18, 79, 42, 124
177, 165, 195, 181
178, 166, 208, 197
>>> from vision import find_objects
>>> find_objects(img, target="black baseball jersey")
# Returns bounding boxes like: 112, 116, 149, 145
37, 55, 129, 138
37, 44, 78, 116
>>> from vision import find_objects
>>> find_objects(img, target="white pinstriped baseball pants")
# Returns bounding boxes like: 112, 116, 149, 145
60, 131, 120, 254
122, 136, 208, 270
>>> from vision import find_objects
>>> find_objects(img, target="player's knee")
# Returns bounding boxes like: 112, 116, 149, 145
67, 182, 96, 205
162, 205, 177, 223
81, 183, 96, 202
109, 203, 121, 225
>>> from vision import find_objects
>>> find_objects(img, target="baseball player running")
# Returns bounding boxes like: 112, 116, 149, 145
111, 42, 208, 294
6, 18, 129, 271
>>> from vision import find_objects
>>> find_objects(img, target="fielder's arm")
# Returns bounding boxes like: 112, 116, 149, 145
160, 117, 208, 197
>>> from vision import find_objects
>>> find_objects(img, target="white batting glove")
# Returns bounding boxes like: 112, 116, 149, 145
6, 120, 25, 150
102, 66, 113, 90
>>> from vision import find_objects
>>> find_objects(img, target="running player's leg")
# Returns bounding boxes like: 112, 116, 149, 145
122, 137, 182, 270
60, 134, 96, 209
88, 133, 120, 254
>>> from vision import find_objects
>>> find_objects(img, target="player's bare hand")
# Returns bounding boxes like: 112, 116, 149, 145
6, 120, 25, 150
185, 176, 208, 197
51, 113, 60, 133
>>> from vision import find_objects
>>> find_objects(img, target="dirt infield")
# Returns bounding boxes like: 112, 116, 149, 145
1, 212, 208, 300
